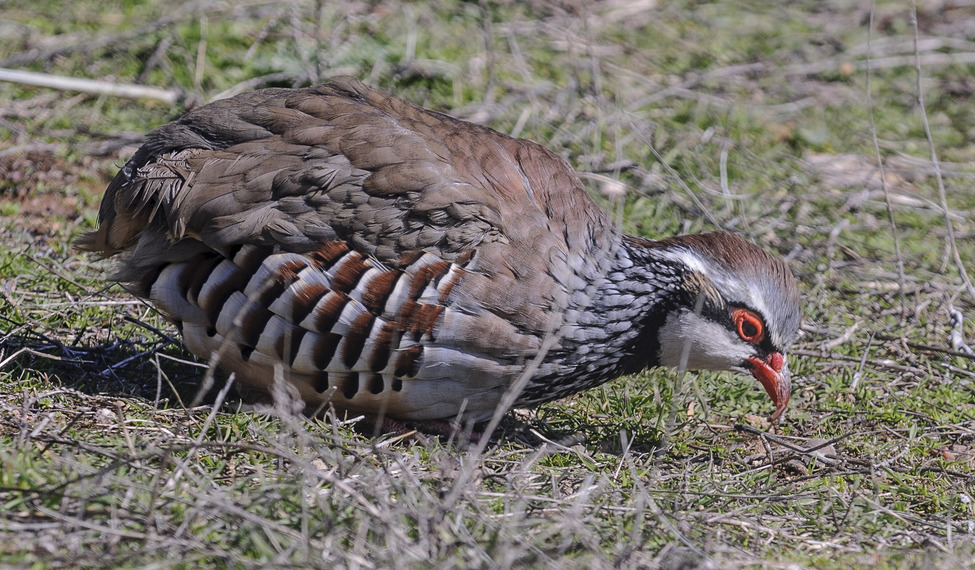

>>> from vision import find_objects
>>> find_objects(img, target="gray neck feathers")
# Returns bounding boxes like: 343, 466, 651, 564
515, 238, 689, 406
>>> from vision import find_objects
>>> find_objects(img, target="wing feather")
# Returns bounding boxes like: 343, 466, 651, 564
79, 77, 618, 335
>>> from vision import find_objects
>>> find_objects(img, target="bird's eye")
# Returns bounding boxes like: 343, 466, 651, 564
732, 308, 765, 344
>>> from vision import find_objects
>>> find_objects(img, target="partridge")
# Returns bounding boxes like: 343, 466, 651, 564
80, 77, 801, 424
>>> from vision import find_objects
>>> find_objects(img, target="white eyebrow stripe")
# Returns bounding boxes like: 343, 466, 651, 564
658, 247, 779, 345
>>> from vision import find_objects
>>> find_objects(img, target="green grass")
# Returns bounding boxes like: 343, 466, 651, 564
2, 0, 975, 567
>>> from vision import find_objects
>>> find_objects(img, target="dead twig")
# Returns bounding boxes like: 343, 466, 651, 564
865, 3, 908, 320
948, 308, 974, 356
0, 68, 182, 105
908, 1, 975, 304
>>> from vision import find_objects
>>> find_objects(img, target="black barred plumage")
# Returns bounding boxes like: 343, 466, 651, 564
80, 77, 801, 424
138, 240, 496, 418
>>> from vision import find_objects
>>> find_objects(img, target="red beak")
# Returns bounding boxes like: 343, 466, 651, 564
746, 352, 791, 422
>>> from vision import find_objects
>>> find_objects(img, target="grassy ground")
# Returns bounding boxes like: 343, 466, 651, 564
2, 0, 974, 567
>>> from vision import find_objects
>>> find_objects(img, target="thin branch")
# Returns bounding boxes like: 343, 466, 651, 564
0, 68, 182, 105
909, 1, 975, 303
866, 2, 907, 318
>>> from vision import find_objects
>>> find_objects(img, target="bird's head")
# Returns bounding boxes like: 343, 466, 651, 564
646, 232, 801, 421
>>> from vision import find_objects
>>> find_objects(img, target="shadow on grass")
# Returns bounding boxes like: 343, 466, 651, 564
1, 311, 674, 452
0, 313, 226, 410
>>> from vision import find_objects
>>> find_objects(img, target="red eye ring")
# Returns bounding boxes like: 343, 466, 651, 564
732, 308, 765, 344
